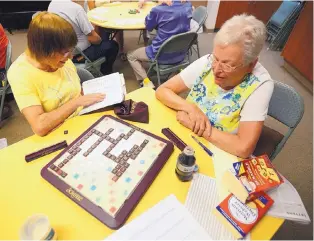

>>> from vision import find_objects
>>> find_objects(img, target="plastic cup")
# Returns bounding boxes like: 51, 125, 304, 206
19, 214, 57, 240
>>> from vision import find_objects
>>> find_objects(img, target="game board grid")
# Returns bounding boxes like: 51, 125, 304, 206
48, 117, 166, 217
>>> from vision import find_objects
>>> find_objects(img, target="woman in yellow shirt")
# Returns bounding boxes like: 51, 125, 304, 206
8, 12, 105, 136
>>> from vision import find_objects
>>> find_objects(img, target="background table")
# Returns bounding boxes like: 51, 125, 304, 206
0, 88, 283, 239
88, 2, 156, 30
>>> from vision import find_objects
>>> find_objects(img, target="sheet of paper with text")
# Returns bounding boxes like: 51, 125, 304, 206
105, 194, 212, 240
185, 173, 251, 240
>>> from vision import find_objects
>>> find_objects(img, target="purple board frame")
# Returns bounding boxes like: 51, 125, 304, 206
41, 115, 174, 229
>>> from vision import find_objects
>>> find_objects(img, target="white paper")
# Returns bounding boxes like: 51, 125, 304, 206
0, 138, 8, 150
185, 173, 250, 240
210, 144, 239, 202
91, 7, 109, 14
267, 175, 311, 224
105, 195, 212, 240
90, 15, 108, 22
79, 73, 124, 115
89, 7, 109, 22
119, 73, 126, 95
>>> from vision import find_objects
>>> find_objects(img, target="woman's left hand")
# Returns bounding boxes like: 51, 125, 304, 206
186, 104, 210, 137
202, 122, 213, 140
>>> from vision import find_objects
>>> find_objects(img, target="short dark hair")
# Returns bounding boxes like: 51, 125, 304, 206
27, 12, 78, 61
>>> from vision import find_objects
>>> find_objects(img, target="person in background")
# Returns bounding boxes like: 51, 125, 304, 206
156, 14, 273, 158
87, 0, 109, 9
127, 0, 192, 87
48, 0, 119, 75
87, 0, 125, 59
0, 24, 8, 72
8, 12, 105, 136
138, 0, 173, 8
0, 23, 13, 121
190, 18, 201, 33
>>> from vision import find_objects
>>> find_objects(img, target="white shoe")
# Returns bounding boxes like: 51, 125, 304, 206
142, 78, 155, 89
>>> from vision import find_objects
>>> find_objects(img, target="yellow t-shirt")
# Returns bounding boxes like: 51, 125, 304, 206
8, 54, 82, 117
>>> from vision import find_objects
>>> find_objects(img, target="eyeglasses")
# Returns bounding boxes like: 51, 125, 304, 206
208, 54, 243, 73
60, 48, 75, 57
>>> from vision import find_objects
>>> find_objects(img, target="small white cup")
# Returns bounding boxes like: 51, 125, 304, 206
20, 214, 57, 240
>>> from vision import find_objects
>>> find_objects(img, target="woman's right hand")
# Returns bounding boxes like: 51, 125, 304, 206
158, 0, 173, 6
76, 93, 105, 108
138, 0, 145, 8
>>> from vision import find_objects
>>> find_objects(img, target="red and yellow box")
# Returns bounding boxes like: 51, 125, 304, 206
214, 192, 274, 239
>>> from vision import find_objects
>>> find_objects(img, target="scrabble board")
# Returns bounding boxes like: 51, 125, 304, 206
41, 115, 174, 229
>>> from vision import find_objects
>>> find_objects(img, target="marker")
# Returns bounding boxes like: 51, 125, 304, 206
191, 135, 213, 157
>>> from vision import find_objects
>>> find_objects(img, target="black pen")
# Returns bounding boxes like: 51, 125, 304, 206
191, 135, 213, 157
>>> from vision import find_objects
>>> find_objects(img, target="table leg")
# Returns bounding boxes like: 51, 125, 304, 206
143, 30, 149, 46
115, 31, 124, 53
113, 31, 127, 61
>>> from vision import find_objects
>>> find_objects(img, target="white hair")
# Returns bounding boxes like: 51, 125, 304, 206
214, 14, 266, 65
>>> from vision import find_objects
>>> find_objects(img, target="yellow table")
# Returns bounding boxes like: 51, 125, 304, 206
0, 88, 283, 239
87, 2, 156, 30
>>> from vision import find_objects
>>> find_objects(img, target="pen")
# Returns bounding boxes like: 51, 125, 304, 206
191, 135, 213, 157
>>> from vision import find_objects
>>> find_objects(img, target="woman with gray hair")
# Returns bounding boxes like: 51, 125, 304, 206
155, 14, 273, 158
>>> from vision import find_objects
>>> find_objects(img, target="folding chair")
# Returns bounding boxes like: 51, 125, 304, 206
138, 30, 144, 45
0, 40, 12, 122
191, 6, 208, 58
147, 32, 198, 87
138, 29, 157, 46
73, 46, 106, 77
266, 1, 304, 51
76, 67, 94, 84
253, 81, 304, 161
